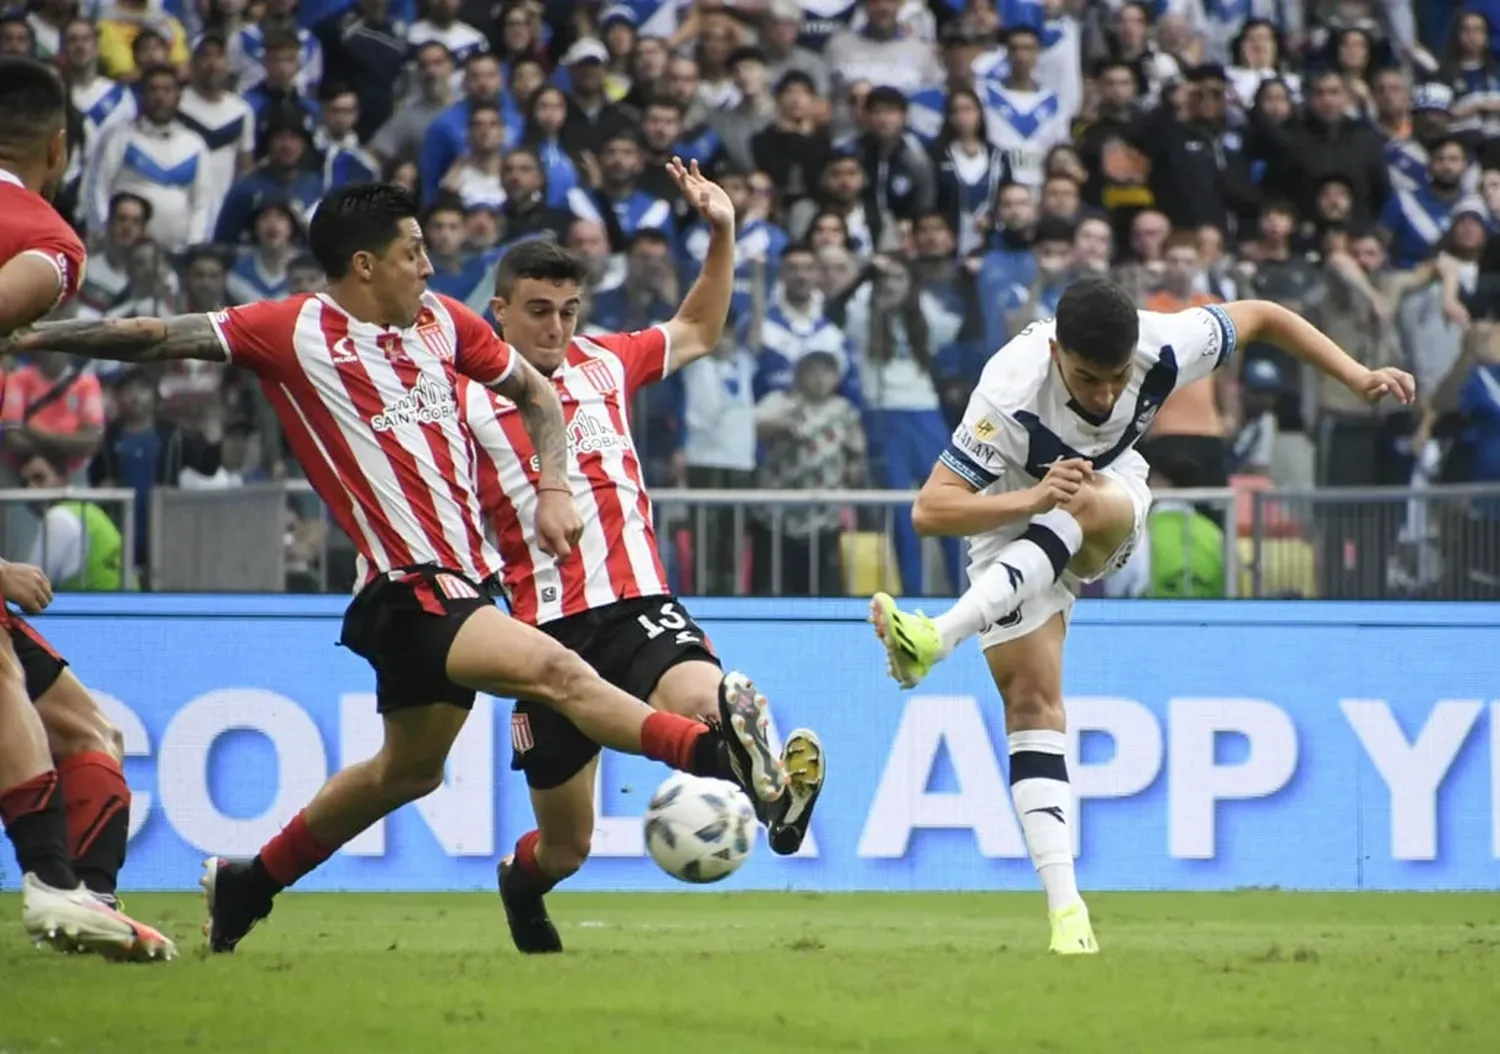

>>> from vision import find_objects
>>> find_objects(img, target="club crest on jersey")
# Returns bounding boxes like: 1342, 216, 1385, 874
578, 358, 616, 394
435, 573, 480, 600
417, 318, 455, 361
511, 712, 534, 754
973, 416, 997, 441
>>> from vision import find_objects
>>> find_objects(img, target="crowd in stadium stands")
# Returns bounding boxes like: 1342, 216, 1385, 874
2, 0, 1499, 597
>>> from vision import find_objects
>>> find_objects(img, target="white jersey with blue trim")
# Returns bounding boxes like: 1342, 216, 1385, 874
939, 305, 1238, 567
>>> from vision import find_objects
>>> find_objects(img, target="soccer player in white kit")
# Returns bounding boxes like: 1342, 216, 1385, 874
871, 278, 1415, 954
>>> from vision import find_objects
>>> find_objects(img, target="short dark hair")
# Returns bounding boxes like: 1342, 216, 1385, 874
1055, 277, 1139, 369
468, 99, 501, 120
643, 94, 685, 117
20, 450, 68, 481
109, 190, 153, 223
1034, 216, 1076, 246
0, 57, 66, 156
138, 63, 178, 89
262, 29, 300, 54
308, 183, 421, 280
774, 70, 816, 96
494, 239, 589, 298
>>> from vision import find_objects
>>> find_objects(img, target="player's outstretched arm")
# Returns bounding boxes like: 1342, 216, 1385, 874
6, 314, 228, 363
493, 354, 583, 558
1223, 299, 1416, 406
661, 156, 736, 371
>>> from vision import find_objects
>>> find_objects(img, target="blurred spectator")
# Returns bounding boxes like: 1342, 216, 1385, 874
760, 0, 830, 99
1269, 70, 1388, 225
90, 369, 224, 577
179, 33, 256, 230
97, 0, 189, 82
26, 0, 72, 62
420, 51, 511, 203
1378, 135, 1483, 268
80, 191, 152, 314
567, 129, 674, 250
495, 146, 571, 246
1006, 215, 1076, 334
101, 238, 181, 323
558, 37, 636, 150
521, 84, 589, 209
825, 0, 941, 95
227, 0, 324, 95
408, 0, 486, 67
849, 86, 937, 235
753, 243, 859, 406
213, 109, 323, 244
839, 253, 962, 593
317, 0, 408, 141
710, 47, 775, 174
1141, 62, 1256, 235
1138, 232, 1232, 505
2, 353, 106, 485
976, 181, 1039, 352
86, 64, 215, 251
990, 25, 1071, 190
440, 99, 507, 209
227, 201, 301, 302
933, 86, 1009, 257
750, 71, 832, 216
317, 83, 382, 189
63, 18, 137, 146
423, 195, 497, 302
752, 348, 865, 596
680, 332, 756, 595
369, 40, 455, 168
1230, 358, 1284, 476
243, 29, 320, 150
19, 453, 127, 593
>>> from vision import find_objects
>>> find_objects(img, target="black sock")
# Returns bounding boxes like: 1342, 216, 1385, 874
73, 807, 129, 896
247, 855, 284, 899
2, 772, 77, 890
691, 734, 736, 782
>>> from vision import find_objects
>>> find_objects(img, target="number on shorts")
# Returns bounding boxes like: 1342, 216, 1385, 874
637, 601, 688, 640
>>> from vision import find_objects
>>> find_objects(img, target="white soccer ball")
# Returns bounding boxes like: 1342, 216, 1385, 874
643, 773, 756, 884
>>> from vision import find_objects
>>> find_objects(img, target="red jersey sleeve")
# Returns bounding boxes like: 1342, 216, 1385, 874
589, 326, 671, 395
206, 297, 304, 377
0, 184, 88, 309
437, 294, 516, 388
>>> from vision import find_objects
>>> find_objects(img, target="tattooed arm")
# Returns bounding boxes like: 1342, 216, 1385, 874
492, 354, 581, 558
6, 314, 228, 363
493, 354, 568, 488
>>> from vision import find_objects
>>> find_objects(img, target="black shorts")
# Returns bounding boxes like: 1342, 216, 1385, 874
510, 596, 719, 791
339, 565, 497, 713
10, 615, 68, 701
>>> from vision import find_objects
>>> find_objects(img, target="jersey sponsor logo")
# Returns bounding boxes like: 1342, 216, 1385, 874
579, 358, 617, 394
434, 573, 480, 600
371, 375, 458, 431
524, 411, 628, 472
332, 338, 359, 365
511, 711, 534, 754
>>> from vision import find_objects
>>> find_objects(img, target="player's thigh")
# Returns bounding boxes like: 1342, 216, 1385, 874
1067, 472, 1147, 580
529, 755, 599, 868
446, 603, 593, 702
982, 611, 1069, 733
34, 669, 117, 760
647, 659, 723, 720
0, 627, 48, 775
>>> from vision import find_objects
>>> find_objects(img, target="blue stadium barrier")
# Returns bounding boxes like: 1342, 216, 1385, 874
13, 595, 1500, 892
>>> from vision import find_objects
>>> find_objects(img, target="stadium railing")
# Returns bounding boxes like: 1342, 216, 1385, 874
0, 487, 137, 591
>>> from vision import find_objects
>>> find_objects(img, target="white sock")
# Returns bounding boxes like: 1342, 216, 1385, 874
1008, 728, 1081, 913
932, 509, 1084, 655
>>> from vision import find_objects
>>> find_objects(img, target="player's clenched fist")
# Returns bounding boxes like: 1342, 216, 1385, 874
534, 487, 584, 560
0, 561, 53, 613
1027, 458, 1094, 513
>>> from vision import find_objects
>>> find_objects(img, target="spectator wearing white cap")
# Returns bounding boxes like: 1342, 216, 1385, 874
560, 36, 637, 152
227, 0, 323, 97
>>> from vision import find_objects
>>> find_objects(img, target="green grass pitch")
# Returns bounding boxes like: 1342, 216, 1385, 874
1, 891, 1497, 1053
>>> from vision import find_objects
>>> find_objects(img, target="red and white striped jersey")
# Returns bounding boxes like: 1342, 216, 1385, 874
463, 326, 673, 625
208, 290, 515, 587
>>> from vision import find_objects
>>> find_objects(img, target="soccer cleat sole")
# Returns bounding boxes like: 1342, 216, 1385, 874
718, 672, 788, 806
868, 595, 916, 688
769, 727, 824, 856
26, 907, 175, 963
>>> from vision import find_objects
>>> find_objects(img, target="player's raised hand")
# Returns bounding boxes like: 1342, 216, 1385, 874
534, 487, 583, 560
0, 561, 52, 613
1354, 366, 1416, 406
1029, 458, 1093, 513
668, 157, 735, 232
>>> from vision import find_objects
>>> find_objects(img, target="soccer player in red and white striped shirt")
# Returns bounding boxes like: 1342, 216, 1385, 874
10, 182, 791, 955
0, 57, 175, 962
466, 159, 826, 954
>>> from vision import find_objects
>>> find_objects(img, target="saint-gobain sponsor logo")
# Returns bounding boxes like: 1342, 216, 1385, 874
526, 413, 628, 471
371, 377, 456, 432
